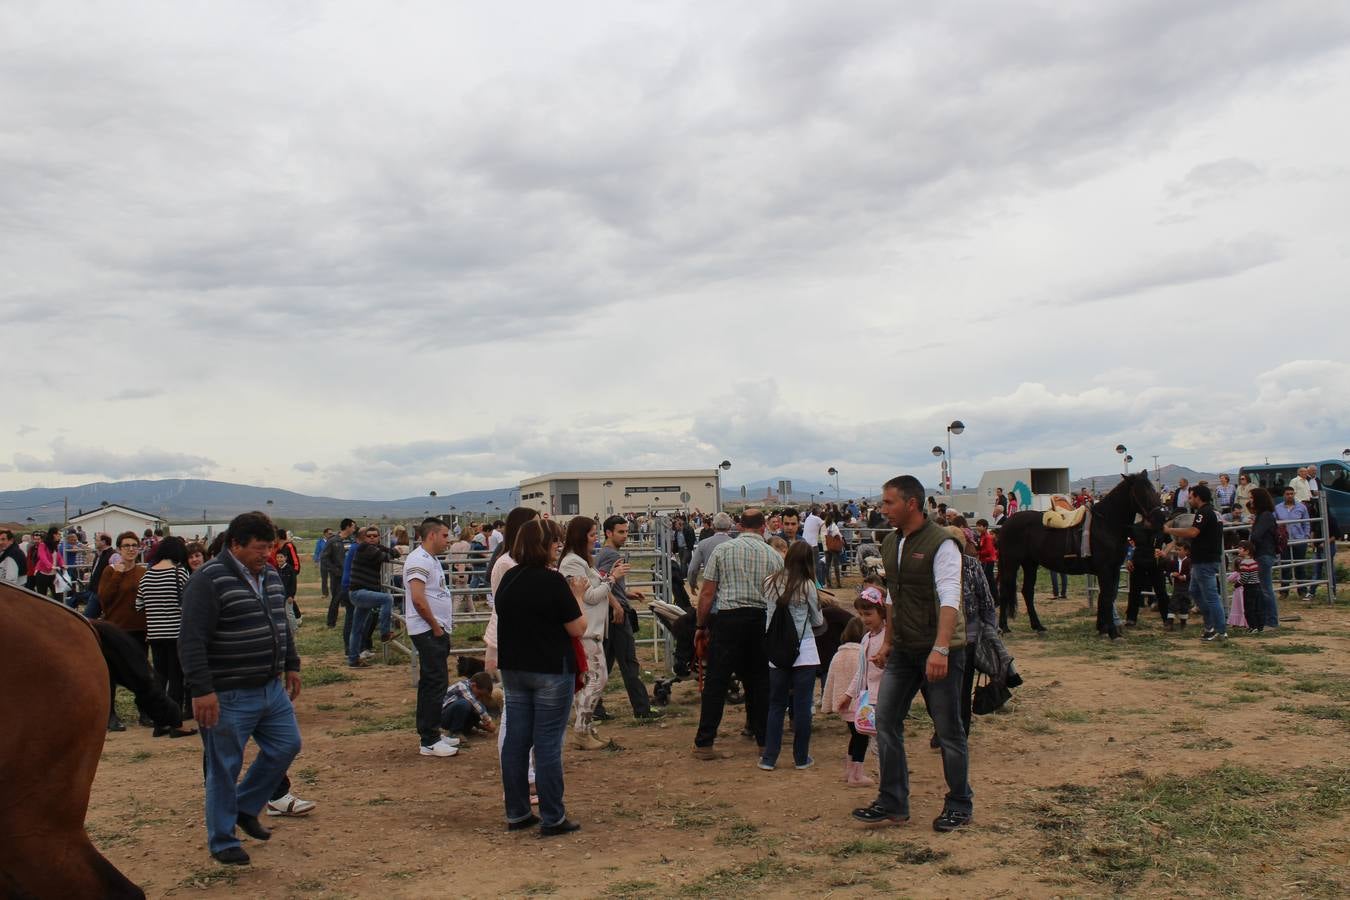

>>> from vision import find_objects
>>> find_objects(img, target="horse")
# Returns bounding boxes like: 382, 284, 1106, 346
0, 583, 145, 899
995, 471, 1162, 640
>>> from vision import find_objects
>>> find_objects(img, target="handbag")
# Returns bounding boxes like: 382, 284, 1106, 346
53, 570, 72, 594
853, 640, 877, 735
973, 673, 1012, 715
625, 604, 640, 635
571, 636, 589, 693
825, 530, 845, 553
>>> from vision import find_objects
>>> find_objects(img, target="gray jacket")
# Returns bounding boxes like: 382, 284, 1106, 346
688, 531, 733, 591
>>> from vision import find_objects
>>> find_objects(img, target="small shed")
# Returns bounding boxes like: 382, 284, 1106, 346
67, 504, 164, 542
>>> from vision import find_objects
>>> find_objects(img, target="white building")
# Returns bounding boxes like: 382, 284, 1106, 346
518, 469, 725, 519
67, 504, 165, 541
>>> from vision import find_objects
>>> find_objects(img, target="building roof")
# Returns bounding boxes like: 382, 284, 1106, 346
68, 503, 164, 524
520, 469, 722, 484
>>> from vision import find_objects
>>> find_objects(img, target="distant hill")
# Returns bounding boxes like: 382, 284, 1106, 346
0, 479, 517, 523
1070, 464, 1219, 492
721, 477, 873, 504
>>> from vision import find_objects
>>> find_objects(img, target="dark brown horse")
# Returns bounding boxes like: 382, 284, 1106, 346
0, 583, 144, 899
995, 472, 1162, 640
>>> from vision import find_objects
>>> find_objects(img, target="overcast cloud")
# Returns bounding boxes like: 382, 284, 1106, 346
3, 1, 1348, 499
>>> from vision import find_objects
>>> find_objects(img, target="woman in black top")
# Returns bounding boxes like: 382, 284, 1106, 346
1248, 488, 1280, 629
494, 518, 586, 836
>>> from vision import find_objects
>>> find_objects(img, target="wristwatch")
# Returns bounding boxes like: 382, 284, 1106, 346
931, 645, 949, 657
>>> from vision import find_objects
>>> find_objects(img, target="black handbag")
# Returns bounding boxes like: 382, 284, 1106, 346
625, 604, 640, 635
972, 673, 1011, 715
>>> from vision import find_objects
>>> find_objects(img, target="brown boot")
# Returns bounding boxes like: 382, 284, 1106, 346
570, 729, 606, 751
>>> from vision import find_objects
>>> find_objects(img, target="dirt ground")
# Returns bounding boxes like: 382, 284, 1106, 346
90, 575, 1350, 899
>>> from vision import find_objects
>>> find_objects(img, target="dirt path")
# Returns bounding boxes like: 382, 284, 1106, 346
90, 587, 1350, 898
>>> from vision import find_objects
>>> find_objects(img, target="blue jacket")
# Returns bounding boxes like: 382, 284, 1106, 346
341, 541, 359, 589
312, 537, 328, 564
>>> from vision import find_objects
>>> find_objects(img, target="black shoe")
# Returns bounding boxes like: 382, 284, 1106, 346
634, 709, 664, 720
933, 809, 973, 832
107, 715, 126, 733
211, 847, 250, 865
929, 733, 940, 749
236, 813, 271, 841
153, 725, 198, 738
137, 713, 154, 728
539, 819, 581, 837
852, 803, 907, 826
591, 707, 611, 722
507, 814, 540, 831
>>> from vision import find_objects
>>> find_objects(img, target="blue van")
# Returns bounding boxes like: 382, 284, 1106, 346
1239, 459, 1349, 537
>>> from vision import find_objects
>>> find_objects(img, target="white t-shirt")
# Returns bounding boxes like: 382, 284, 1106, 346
489, 530, 504, 552
802, 513, 824, 547
402, 546, 453, 636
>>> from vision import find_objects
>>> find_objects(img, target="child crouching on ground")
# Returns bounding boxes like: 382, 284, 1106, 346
441, 671, 498, 743
835, 586, 889, 787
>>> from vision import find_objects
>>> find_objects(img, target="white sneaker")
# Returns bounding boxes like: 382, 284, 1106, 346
419, 739, 459, 757
265, 793, 316, 816
359, 650, 375, 660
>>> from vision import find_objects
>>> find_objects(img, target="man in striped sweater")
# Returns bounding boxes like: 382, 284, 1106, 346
179, 511, 302, 866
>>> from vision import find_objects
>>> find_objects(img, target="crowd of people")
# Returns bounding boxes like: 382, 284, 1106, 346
5, 463, 1337, 868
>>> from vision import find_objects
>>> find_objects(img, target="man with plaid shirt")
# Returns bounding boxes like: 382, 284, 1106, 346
691, 508, 783, 760
440, 671, 497, 741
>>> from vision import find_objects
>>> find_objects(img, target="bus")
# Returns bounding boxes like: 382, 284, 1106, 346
1239, 458, 1349, 537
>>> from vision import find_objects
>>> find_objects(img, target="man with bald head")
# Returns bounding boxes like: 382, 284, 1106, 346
691, 508, 783, 760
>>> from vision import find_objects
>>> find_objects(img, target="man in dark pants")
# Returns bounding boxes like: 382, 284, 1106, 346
853, 476, 973, 833
324, 519, 356, 628
402, 517, 458, 757
691, 508, 783, 759
594, 516, 659, 721
1125, 518, 1171, 627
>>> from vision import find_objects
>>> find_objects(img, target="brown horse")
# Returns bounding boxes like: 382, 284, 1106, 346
0, 583, 144, 899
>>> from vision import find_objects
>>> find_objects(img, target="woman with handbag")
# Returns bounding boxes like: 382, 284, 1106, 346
559, 516, 626, 751
823, 513, 845, 588
494, 517, 587, 836
135, 536, 195, 737
942, 526, 1000, 738
759, 541, 827, 772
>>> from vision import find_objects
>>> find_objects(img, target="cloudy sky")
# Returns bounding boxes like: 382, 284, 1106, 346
4, 1, 1348, 499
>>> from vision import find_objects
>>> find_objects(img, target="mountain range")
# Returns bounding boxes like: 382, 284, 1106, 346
0, 466, 1216, 525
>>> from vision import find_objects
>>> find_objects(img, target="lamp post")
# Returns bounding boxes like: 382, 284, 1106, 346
946, 420, 964, 491
827, 467, 840, 500
717, 460, 731, 513
1115, 444, 1128, 475
932, 445, 946, 492
1342, 448, 1349, 461
603, 480, 614, 515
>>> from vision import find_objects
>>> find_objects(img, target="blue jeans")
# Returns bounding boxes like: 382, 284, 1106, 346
873, 647, 973, 818
1256, 554, 1279, 627
1188, 561, 1225, 635
199, 678, 302, 853
762, 664, 818, 767
1050, 570, 1068, 597
500, 669, 573, 828
348, 589, 393, 664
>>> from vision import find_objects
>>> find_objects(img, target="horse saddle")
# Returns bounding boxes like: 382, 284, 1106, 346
1042, 505, 1087, 530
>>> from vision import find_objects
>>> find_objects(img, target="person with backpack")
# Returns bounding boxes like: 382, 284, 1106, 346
758, 541, 826, 772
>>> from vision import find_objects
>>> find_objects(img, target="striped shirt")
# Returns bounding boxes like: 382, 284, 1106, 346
702, 532, 784, 613
135, 564, 188, 641
179, 551, 299, 697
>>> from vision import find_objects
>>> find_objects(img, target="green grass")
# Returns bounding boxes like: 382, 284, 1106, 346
678, 857, 801, 897
1030, 765, 1350, 890
301, 666, 354, 688
829, 838, 949, 865
1044, 708, 1093, 723
338, 710, 417, 736
180, 866, 241, 888
1264, 642, 1324, 655
1295, 705, 1350, 725
1291, 675, 1350, 702
603, 880, 659, 899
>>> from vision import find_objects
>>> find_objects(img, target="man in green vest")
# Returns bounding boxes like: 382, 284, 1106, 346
852, 475, 974, 832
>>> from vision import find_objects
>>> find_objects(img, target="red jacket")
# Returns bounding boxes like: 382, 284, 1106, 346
978, 531, 998, 564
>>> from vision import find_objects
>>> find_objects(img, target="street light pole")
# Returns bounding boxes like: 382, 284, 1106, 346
946, 420, 965, 491
827, 467, 839, 500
